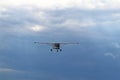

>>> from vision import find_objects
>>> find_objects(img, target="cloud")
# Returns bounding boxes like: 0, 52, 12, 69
11, 26, 46, 34
104, 52, 117, 59
1, 1, 120, 80
0, 0, 120, 10
62, 19, 96, 28
112, 42, 120, 49
0, 25, 46, 36
29, 25, 45, 32
0, 7, 8, 13
0, 7, 49, 36
0, 68, 22, 73
0, 4, 120, 38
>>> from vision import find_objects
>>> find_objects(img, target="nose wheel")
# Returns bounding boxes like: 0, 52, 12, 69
60, 49, 62, 51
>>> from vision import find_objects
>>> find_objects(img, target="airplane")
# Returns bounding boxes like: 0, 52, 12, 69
34, 42, 79, 52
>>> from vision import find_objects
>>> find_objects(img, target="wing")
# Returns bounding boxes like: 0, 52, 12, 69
34, 42, 79, 45
59, 42, 79, 44
34, 42, 55, 46
34, 42, 51, 44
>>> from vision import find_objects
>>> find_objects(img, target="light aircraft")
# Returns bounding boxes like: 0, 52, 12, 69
34, 42, 79, 52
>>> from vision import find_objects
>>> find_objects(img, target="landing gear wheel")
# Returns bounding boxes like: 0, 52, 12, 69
60, 49, 62, 51
50, 49, 53, 51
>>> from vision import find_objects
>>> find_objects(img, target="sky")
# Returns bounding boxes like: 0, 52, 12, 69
0, 0, 120, 80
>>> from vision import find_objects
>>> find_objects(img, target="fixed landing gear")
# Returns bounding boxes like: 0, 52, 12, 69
50, 49, 53, 51
50, 49, 62, 52
60, 49, 62, 51
57, 49, 62, 52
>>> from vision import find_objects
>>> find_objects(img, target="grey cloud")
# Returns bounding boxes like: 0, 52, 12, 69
1, 6, 120, 80
1, 7, 120, 37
